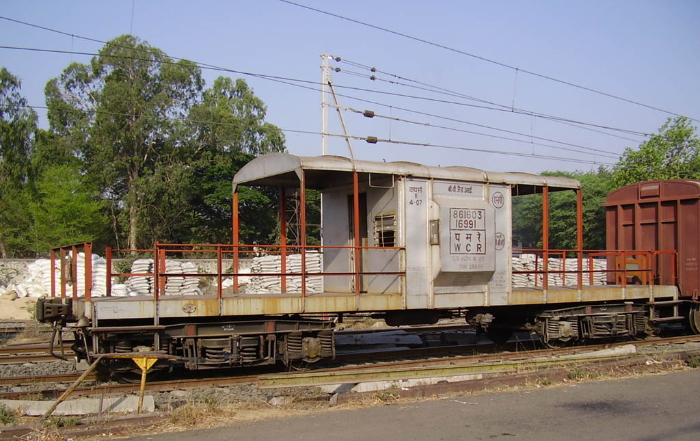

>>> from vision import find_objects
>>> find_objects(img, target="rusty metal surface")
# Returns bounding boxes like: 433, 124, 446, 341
605, 179, 700, 299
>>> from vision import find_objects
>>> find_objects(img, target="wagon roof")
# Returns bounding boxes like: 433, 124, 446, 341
233, 153, 581, 192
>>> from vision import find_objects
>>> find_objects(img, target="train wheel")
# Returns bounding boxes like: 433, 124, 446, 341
689, 305, 700, 335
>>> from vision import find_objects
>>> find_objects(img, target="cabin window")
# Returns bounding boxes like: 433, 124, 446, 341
374, 213, 396, 247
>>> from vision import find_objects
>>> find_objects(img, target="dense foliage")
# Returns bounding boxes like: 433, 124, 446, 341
513, 117, 700, 251
612, 117, 700, 187
0, 36, 285, 256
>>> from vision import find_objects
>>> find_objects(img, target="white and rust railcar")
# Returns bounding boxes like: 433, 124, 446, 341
37, 154, 686, 373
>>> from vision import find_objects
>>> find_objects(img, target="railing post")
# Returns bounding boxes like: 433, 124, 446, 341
106, 247, 112, 297
576, 188, 583, 290
280, 187, 287, 293
233, 192, 239, 294
50, 249, 56, 298
217, 245, 223, 299
71, 245, 78, 301
85, 242, 93, 302
300, 171, 307, 297
59, 248, 67, 299
621, 250, 627, 288
542, 187, 549, 291
353, 171, 360, 296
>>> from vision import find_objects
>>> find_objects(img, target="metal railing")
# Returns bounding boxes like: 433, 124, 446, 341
512, 248, 677, 290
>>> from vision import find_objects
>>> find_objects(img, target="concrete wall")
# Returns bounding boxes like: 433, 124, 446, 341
0, 258, 253, 288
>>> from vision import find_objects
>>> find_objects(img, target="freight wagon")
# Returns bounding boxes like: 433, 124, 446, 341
36, 154, 697, 376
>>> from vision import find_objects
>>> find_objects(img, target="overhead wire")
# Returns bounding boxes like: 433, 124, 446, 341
0, 13, 641, 163
278, 0, 699, 123
335, 104, 620, 159
0, 44, 643, 154
23, 103, 613, 166
334, 57, 649, 143
0, 14, 652, 146
0, 44, 650, 141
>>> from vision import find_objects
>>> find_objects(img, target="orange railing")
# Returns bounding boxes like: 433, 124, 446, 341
512, 248, 677, 290
103, 242, 406, 299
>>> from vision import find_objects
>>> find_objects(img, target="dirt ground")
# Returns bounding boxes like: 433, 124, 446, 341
0, 297, 36, 320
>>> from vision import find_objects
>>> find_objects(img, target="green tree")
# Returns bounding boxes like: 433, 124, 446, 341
512, 169, 612, 251
28, 164, 108, 253
45, 35, 203, 249
0, 68, 37, 257
612, 116, 700, 187
186, 77, 285, 245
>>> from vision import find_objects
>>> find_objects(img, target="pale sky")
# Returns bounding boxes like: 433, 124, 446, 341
1, 0, 698, 174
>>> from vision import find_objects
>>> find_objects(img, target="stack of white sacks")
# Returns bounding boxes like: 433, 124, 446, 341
4, 252, 108, 298
248, 251, 323, 294
116, 259, 202, 296
124, 259, 153, 295
511, 254, 607, 287
163, 260, 202, 296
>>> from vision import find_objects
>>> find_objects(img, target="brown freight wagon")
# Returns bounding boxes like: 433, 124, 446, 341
604, 179, 700, 301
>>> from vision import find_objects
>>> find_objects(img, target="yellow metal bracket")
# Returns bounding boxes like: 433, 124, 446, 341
42, 352, 176, 420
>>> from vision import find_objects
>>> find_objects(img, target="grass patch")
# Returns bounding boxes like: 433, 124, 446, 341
0, 404, 18, 426
170, 393, 226, 427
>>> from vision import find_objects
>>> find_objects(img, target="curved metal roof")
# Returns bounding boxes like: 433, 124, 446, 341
233, 153, 581, 191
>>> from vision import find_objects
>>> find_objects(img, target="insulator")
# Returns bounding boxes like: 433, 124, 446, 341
363, 110, 375, 118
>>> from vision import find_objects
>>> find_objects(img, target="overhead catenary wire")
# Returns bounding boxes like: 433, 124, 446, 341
279, 0, 699, 123
334, 104, 620, 159
333, 57, 649, 143
0, 44, 651, 139
0, 15, 653, 146
0, 43, 643, 159
23, 103, 612, 166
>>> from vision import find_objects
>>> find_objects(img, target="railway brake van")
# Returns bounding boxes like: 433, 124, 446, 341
37, 153, 691, 375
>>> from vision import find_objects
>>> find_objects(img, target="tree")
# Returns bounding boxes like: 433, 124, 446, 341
186, 77, 285, 245
512, 169, 612, 251
0, 68, 37, 257
28, 164, 108, 253
45, 35, 203, 249
612, 116, 700, 187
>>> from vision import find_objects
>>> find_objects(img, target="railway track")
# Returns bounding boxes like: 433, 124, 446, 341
2, 333, 698, 401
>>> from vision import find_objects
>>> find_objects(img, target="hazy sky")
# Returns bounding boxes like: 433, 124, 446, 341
1, 0, 698, 174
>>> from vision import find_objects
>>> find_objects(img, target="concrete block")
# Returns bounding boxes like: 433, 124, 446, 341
0, 395, 155, 416
267, 396, 293, 406
320, 373, 483, 395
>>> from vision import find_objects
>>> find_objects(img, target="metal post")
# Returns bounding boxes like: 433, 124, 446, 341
71, 245, 78, 301
60, 248, 67, 299
85, 242, 93, 302
280, 187, 287, 293
300, 171, 307, 296
233, 192, 239, 294
353, 172, 361, 296
329, 82, 356, 162
542, 187, 549, 291
217, 245, 223, 299
50, 249, 56, 298
576, 189, 583, 290
106, 247, 112, 297
321, 53, 330, 155
43, 355, 105, 419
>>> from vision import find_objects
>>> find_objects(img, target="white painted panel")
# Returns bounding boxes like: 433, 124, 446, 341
405, 178, 430, 308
